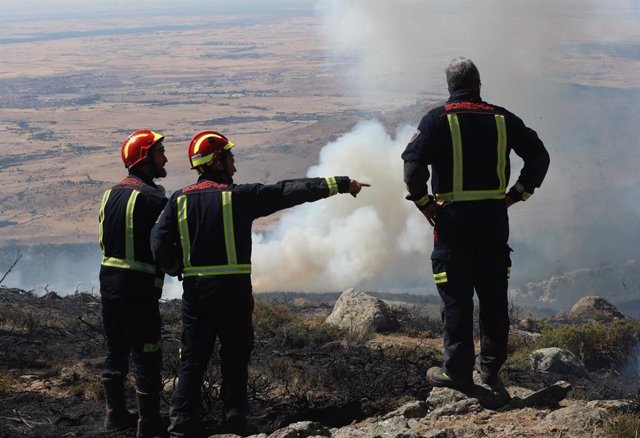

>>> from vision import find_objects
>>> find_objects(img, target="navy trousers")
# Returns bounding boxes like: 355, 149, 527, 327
169, 276, 254, 437
430, 200, 511, 381
101, 296, 163, 393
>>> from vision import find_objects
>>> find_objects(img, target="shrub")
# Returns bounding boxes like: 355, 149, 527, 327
0, 373, 15, 396
67, 380, 103, 400
253, 301, 299, 337
605, 413, 640, 438
536, 320, 640, 370
0, 305, 38, 335
504, 332, 538, 372
395, 304, 443, 338
504, 320, 640, 373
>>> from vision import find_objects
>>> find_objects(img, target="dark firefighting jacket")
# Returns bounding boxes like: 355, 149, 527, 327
150, 174, 350, 290
401, 89, 550, 208
99, 173, 167, 299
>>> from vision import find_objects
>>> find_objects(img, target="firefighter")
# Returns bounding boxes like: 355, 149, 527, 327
401, 58, 550, 390
150, 131, 370, 437
98, 129, 169, 437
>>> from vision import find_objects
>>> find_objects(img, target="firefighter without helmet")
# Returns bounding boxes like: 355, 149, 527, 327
188, 131, 235, 171
120, 129, 164, 169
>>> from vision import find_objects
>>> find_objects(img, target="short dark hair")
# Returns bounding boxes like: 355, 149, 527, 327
446, 57, 480, 92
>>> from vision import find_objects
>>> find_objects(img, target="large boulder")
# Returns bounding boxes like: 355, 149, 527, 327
529, 347, 586, 377
266, 421, 330, 438
568, 295, 625, 321
542, 406, 607, 430
326, 288, 400, 332
330, 416, 422, 438
506, 381, 572, 409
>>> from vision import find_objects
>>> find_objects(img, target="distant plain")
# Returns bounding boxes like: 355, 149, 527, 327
0, 6, 638, 249
0, 11, 426, 245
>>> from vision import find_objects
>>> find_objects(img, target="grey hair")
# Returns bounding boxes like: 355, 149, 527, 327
446, 57, 481, 92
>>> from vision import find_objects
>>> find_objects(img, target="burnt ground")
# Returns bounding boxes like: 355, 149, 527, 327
0, 286, 438, 437
2, 286, 640, 438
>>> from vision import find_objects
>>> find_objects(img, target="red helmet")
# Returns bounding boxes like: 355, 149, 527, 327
188, 131, 235, 170
121, 130, 164, 169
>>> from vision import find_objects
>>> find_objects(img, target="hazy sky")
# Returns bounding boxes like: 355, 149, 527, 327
0, 0, 315, 20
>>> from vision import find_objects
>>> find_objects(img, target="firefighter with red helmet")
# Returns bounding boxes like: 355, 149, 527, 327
99, 130, 169, 437
150, 131, 369, 436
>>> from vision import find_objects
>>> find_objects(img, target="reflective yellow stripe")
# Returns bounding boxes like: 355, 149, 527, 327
99, 189, 158, 276
495, 115, 507, 190
143, 341, 161, 353
415, 194, 431, 207
436, 190, 505, 202
125, 191, 140, 260
101, 257, 156, 274
447, 114, 463, 194
443, 113, 509, 203
98, 189, 112, 253
190, 152, 215, 167
193, 134, 210, 154
150, 131, 163, 144
514, 181, 532, 200
512, 181, 533, 201
222, 191, 237, 264
176, 191, 250, 277
325, 176, 338, 196
176, 195, 191, 268
434, 272, 448, 284
123, 133, 146, 161
183, 264, 252, 277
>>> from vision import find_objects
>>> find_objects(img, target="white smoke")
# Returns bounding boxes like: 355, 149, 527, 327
251, 121, 433, 293
249, 0, 640, 301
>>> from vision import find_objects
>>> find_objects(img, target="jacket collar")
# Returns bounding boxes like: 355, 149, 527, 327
128, 170, 157, 188
198, 168, 233, 185
447, 88, 482, 103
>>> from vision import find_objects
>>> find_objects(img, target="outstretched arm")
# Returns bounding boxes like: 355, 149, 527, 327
250, 176, 370, 218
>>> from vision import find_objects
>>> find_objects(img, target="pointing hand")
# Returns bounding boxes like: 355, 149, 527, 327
349, 179, 371, 198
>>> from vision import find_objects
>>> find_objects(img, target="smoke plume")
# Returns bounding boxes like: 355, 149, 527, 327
251, 121, 431, 293
249, 0, 640, 304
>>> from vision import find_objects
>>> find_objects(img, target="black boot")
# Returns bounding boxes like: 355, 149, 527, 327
136, 391, 166, 438
103, 376, 137, 431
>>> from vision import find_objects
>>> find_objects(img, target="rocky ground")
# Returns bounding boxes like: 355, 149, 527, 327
0, 286, 639, 438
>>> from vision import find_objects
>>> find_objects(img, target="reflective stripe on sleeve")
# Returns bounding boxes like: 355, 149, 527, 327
415, 194, 431, 207
325, 177, 338, 196
434, 272, 448, 285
